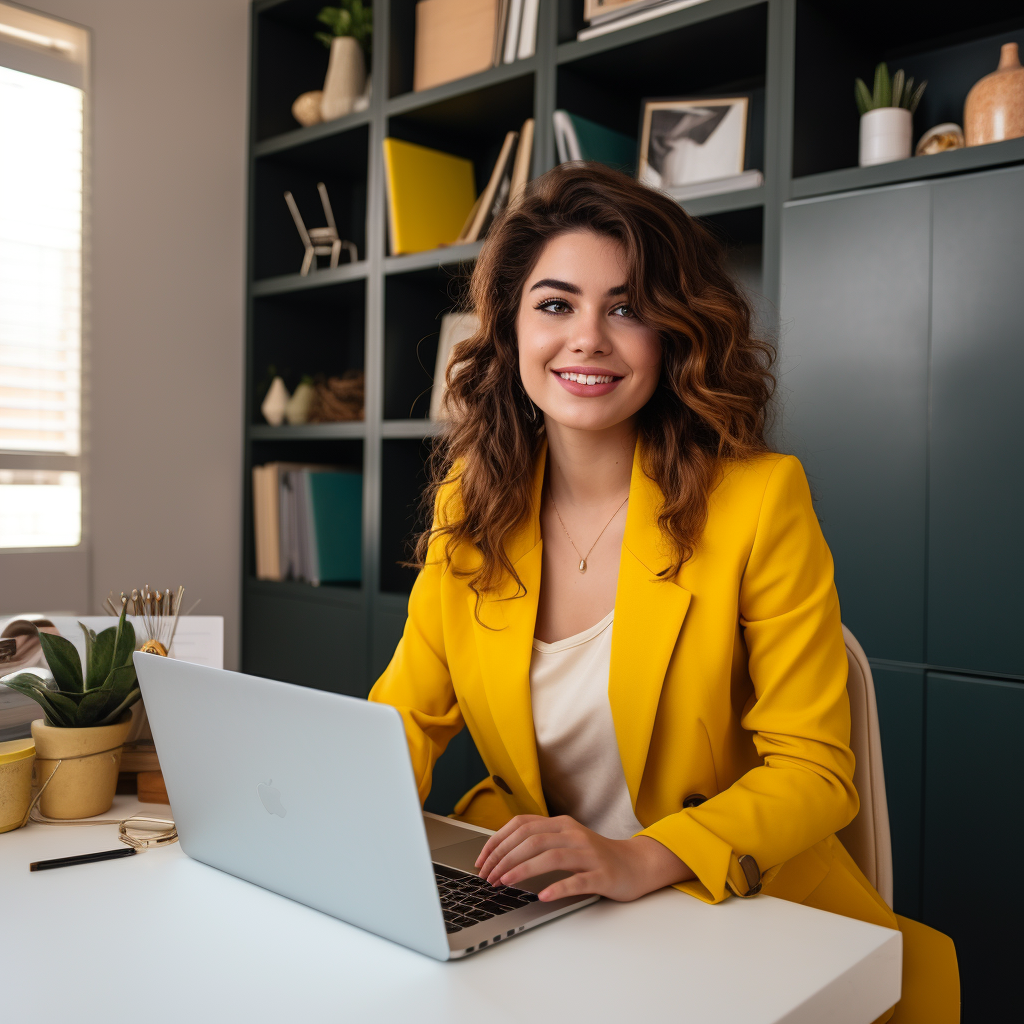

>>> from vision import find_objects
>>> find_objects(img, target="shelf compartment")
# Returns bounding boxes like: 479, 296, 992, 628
692, 206, 768, 328
380, 437, 435, 595
388, 0, 538, 100
555, 3, 767, 178
252, 277, 365, 428
253, 122, 368, 281
254, 109, 373, 160
253, 0, 348, 143
384, 263, 471, 420
386, 72, 535, 213
793, 1, 1024, 180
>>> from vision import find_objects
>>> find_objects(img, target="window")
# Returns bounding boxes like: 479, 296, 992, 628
0, 4, 87, 549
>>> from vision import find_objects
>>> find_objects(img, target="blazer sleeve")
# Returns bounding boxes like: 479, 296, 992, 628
635, 455, 858, 904
367, 487, 465, 805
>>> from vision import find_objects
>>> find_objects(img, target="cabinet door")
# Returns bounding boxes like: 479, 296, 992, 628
923, 672, 1024, 1022
928, 166, 1024, 676
779, 185, 931, 662
872, 664, 925, 919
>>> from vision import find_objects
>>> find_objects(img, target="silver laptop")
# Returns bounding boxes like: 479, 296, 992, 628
134, 653, 598, 960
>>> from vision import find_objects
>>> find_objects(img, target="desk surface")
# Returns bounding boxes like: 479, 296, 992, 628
3, 797, 900, 1023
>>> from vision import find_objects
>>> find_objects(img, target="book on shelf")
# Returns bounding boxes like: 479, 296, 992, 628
666, 169, 763, 202
578, 0, 710, 40
383, 138, 476, 255
253, 463, 362, 585
413, 0, 538, 92
553, 111, 636, 173
456, 117, 533, 244
430, 312, 481, 420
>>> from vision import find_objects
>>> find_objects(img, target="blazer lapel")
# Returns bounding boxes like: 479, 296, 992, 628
609, 445, 692, 808
471, 443, 548, 814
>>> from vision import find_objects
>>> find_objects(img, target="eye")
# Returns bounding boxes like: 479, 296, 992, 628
611, 303, 637, 319
535, 297, 573, 314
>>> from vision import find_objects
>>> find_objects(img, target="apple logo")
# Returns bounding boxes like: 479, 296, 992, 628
257, 779, 286, 818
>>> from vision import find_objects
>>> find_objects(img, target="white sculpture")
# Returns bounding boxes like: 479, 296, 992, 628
283, 182, 358, 275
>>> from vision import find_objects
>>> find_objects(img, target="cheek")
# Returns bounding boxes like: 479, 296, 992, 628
629, 332, 663, 396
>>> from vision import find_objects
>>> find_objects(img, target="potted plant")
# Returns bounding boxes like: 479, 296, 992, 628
2, 604, 140, 818
316, 2, 372, 121
855, 63, 927, 167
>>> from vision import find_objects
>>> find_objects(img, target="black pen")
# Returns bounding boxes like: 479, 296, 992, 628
30, 847, 136, 871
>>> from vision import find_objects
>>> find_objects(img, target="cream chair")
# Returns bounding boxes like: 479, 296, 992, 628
836, 625, 894, 908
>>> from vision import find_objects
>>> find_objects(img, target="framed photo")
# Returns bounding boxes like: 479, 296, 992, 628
637, 96, 749, 189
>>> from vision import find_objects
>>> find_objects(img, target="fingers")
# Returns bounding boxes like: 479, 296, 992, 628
496, 846, 594, 890
476, 816, 572, 879
484, 831, 583, 885
538, 873, 598, 902
475, 814, 542, 869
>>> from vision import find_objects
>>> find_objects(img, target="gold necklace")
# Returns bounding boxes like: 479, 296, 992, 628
548, 489, 629, 573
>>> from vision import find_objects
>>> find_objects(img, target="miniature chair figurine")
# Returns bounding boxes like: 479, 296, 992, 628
284, 182, 358, 275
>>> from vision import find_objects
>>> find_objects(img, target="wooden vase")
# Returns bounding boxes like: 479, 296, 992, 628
964, 42, 1024, 147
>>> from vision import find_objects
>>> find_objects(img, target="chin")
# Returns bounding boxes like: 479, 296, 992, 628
542, 400, 632, 433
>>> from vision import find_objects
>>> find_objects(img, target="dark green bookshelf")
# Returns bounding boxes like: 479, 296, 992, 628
244, 4, 1024, 1011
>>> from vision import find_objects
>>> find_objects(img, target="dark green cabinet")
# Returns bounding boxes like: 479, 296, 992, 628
779, 184, 931, 664
928, 166, 1024, 678
923, 672, 1024, 1022
871, 664, 925, 919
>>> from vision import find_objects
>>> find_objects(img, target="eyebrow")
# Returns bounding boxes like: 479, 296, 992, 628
529, 278, 628, 296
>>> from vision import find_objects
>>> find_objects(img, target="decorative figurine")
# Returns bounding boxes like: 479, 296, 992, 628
291, 90, 324, 127
284, 182, 358, 275
261, 375, 290, 426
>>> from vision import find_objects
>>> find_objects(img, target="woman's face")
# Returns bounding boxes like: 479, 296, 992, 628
516, 230, 662, 434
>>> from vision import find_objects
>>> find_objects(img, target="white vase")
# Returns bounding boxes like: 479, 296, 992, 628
859, 107, 913, 166
320, 37, 366, 122
260, 376, 289, 426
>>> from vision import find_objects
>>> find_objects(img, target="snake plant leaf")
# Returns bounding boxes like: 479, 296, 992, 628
100, 662, 139, 703
855, 78, 873, 115
80, 623, 95, 681
94, 686, 141, 727
891, 68, 905, 109
110, 606, 136, 673
38, 631, 84, 693
909, 80, 927, 115
74, 687, 122, 727
901, 76, 915, 110
85, 623, 115, 690
873, 62, 891, 109
2, 674, 78, 726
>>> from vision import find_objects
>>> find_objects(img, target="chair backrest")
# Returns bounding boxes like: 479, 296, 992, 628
836, 625, 894, 908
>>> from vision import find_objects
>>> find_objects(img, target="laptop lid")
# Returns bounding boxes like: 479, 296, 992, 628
133, 652, 450, 961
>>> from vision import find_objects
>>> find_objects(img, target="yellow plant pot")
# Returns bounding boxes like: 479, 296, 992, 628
31, 709, 134, 819
0, 738, 35, 833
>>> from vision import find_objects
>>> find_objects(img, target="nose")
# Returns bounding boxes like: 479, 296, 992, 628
569, 308, 612, 357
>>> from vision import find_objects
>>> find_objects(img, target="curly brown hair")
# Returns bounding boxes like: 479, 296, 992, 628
415, 162, 775, 601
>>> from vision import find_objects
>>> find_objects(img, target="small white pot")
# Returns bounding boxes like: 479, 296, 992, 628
321, 36, 366, 121
859, 107, 912, 167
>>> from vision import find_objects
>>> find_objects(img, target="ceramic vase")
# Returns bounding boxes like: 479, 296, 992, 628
320, 36, 366, 121
0, 739, 35, 832
964, 42, 1024, 147
31, 710, 134, 819
859, 107, 912, 166
261, 376, 289, 426
285, 381, 315, 425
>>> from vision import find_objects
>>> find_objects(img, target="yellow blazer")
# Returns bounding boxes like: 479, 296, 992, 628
369, 442, 897, 929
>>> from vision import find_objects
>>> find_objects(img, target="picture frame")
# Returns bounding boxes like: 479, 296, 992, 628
637, 95, 750, 189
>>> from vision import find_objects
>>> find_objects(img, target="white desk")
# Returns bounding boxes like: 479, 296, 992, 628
2, 797, 900, 1023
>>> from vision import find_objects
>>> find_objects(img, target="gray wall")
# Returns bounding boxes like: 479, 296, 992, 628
0, 0, 250, 668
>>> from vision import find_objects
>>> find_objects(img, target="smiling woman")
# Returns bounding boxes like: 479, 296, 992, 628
369, 163, 958, 1022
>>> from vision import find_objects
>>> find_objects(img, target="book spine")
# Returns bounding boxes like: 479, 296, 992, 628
577, 0, 707, 40
503, 0, 524, 63
517, 0, 539, 59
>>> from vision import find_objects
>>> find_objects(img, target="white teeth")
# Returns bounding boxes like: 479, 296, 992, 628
559, 372, 615, 385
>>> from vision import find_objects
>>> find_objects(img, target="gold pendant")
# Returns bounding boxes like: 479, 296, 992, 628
579, 559, 587, 573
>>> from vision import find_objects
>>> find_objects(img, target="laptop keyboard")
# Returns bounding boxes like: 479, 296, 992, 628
434, 863, 539, 934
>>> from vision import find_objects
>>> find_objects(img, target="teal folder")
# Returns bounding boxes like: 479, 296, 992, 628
306, 471, 362, 584
568, 113, 636, 174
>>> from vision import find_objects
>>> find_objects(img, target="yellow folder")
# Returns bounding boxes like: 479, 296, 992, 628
382, 138, 477, 255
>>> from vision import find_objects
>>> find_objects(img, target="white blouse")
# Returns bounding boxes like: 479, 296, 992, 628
530, 609, 644, 840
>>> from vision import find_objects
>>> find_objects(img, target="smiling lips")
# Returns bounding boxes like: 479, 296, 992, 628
552, 367, 623, 397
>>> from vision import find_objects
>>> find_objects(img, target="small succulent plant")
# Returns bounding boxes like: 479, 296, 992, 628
1, 603, 140, 728
316, 2, 372, 56
855, 63, 927, 115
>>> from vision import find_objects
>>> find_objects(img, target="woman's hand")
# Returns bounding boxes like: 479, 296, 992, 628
473, 814, 695, 902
